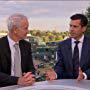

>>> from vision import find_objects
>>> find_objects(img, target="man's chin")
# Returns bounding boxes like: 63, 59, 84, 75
70, 36, 78, 40
69, 35, 75, 38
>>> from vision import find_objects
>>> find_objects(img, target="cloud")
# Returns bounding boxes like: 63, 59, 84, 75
0, 1, 90, 32
0, 17, 8, 31
4, 0, 28, 4
32, 8, 50, 15
29, 17, 69, 32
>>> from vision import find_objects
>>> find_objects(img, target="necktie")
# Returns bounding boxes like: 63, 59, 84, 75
72, 41, 80, 78
14, 43, 22, 77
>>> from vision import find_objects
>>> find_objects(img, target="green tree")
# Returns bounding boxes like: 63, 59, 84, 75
85, 6, 90, 36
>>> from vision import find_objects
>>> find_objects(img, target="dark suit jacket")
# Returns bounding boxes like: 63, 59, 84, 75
0, 36, 35, 87
54, 36, 90, 79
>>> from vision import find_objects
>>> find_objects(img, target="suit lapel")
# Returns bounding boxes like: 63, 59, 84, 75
61, 38, 73, 71
65, 39, 73, 70
80, 36, 89, 67
2, 36, 11, 74
4, 37, 11, 58
19, 40, 26, 72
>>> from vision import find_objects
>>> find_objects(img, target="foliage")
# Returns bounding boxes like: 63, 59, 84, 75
29, 30, 69, 43
85, 6, 90, 36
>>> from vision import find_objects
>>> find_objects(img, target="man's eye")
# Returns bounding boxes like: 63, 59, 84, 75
70, 25, 79, 28
73, 26, 77, 28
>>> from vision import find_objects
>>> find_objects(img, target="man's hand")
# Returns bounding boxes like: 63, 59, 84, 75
77, 67, 84, 82
17, 72, 35, 86
45, 68, 57, 80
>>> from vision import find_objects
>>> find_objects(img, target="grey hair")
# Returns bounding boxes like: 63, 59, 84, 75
7, 13, 28, 31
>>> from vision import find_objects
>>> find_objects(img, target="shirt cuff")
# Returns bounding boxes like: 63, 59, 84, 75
55, 72, 57, 79
83, 72, 87, 79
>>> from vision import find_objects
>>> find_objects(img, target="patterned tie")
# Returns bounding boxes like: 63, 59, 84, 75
14, 43, 22, 77
72, 41, 80, 78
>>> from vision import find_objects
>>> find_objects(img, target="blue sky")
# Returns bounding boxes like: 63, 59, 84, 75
0, 1, 90, 32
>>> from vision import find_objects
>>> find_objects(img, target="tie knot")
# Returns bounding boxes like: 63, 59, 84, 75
14, 43, 19, 49
74, 41, 80, 45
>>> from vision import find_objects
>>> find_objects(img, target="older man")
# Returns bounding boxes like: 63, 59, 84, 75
0, 13, 35, 87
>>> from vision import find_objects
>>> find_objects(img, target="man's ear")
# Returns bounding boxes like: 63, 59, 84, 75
13, 26, 17, 34
82, 26, 87, 33
14, 30, 17, 34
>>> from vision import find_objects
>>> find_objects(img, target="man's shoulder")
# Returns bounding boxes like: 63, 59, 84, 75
58, 38, 71, 45
0, 36, 8, 50
0, 35, 7, 40
19, 39, 31, 46
20, 39, 30, 43
0, 36, 7, 44
84, 35, 90, 40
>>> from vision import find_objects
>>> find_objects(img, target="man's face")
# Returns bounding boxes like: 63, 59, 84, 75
15, 19, 29, 40
69, 19, 86, 40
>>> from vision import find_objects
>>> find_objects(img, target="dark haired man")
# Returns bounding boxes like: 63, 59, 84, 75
46, 14, 90, 81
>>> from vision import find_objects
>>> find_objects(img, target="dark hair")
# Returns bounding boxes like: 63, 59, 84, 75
70, 14, 88, 27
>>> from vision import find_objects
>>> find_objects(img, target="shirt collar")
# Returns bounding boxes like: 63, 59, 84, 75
7, 35, 19, 46
72, 35, 84, 44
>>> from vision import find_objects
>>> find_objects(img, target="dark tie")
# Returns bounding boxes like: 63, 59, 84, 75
72, 41, 80, 78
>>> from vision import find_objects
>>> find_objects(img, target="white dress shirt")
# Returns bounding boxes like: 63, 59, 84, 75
71, 35, 84, 60
71, 35, 87, 79
7, 35, 21, 76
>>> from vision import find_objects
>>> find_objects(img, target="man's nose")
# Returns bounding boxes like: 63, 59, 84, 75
70, 26, 74, 31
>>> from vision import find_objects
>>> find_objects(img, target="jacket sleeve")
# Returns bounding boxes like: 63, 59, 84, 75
0, 72, 19, 87
54, 43, 65, 79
